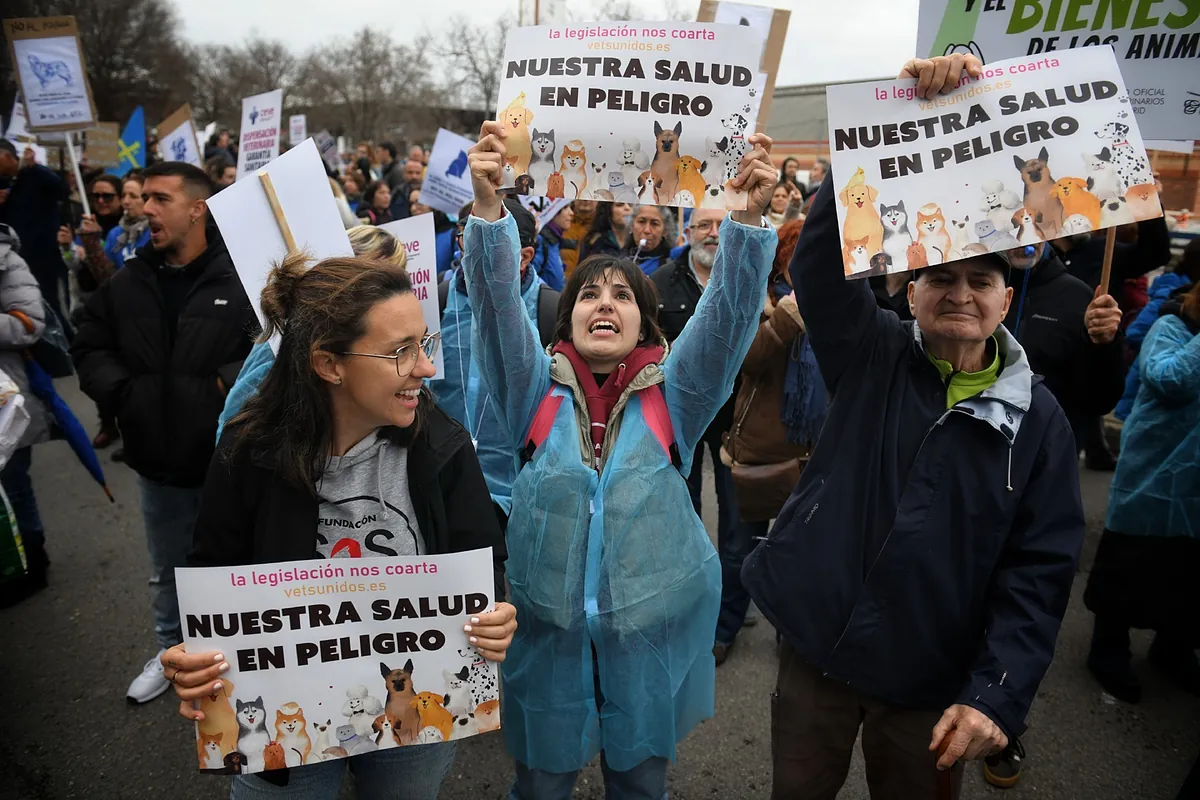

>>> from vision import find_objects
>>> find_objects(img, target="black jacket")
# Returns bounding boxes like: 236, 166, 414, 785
1003, 256, 1125, 419
652, 249, 737, 435
71, 228, 256, 487
1058, 217, 1170, 302
0, 164, 67, 285
189, 405, 508, 597
742, 176, 1084, 741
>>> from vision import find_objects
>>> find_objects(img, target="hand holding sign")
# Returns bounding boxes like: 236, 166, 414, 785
897, 53, 983, 100
730, 132, 777, 226
1085, 288, 1122, 345
160, 645, 229, 721
469, 120, 508, 223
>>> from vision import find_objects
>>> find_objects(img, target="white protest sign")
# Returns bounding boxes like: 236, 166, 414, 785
380, 214, 445, 380
289, 114, 308, 145
494, 21, 766, 209
209, 138, 354, 350
5, 16, 96, 133
177, 549, 499, 774
236, 89, 284, 179
5, 94, 32, 141
419, 128, 477, 216
315, 130, 341, 173
157, 104, 203, 166
916, 0, 1200, 142
1145, 139, 1195, 155
827, 47, 1162, 280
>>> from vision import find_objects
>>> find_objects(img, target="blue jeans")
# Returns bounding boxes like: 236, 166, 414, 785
0, 446, 43, 550
231, 741, 456, 800
511, 754, 668, 800
137, 476, 203, 650
686, 432, 757, 647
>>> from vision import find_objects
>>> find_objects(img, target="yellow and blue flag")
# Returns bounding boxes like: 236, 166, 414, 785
118, 107, 145, 172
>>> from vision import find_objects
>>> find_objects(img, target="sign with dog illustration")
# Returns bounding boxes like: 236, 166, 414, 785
493, 21, 767, 209
4, 16, 97, 133
916, 0, 1200, 141
176, 549, 499, 775
825, 47, 1162, 280
157, 104, 203, 168
419, 128, 479, 216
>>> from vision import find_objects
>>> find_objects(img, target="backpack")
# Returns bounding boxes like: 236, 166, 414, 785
518, 383, 681, 470
438, 278, 559, 350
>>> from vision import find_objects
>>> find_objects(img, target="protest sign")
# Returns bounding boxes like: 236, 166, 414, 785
314, 130, 340, 173
379, 214, 445, 380
4, 16, 97, 133
209, 138, 354, 352
916, 0, 1200, 142
177, 549, 499, 773
289, 114, 308, 145
493, 21, 766, 210
696, 0, 789, 130
419, 129, 478, 216
86, 122, 119, 168
5, 94, 31, 141
1145, 139, 1196, 155
826, 48, 1161, 280
237, 89, 284, 180
157, 104, 203, 167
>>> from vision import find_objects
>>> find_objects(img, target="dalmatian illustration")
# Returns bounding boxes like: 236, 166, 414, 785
457, 647, 498, 706
719, 106, 752, 183
1093, 121, 1151, 191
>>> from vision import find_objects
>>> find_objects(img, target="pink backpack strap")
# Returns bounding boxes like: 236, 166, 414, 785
519, 388, 566, 466
640, 384, 682, 469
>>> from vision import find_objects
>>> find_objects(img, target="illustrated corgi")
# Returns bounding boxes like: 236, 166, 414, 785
1011, 207, 1040, 245
263, 740, 287, 772
915, 203, 952, 265
380, 661, 420, 746
411, 691, 454, 742
651, 120, 683, 200
879, 200, 914, 272
1050, 177, 1101, 230
475, 699, 501, 733
372, 714, 401, 749
1100, 196, 1136, 227
1013, 147, 1063, 238
198, 731, 224, 770
500, 92, 534, 174
501, 159, 517, 189
198, 678, 238, 758
637, 170, 662, 202
560, 141, 588, 198
843, 236, 871, 276
527, 128, 556, 190
1082, 148, 1122, 200
235, 696, 271, 773
274, 703, 311, 767
675, 156, 707, 206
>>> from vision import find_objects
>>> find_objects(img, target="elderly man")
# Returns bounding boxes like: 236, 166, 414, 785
742, 54, 1085, 799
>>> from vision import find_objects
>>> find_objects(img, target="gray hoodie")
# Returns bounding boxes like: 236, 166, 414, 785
315, 430, 424, 559
0, 224, 50, 448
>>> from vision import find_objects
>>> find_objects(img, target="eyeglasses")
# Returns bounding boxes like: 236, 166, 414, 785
92, 192, 118, 201
689, 220, 719, 234
336, 332, 440, 377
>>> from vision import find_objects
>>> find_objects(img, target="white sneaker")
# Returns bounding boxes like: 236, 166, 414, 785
126, 648, 171, 704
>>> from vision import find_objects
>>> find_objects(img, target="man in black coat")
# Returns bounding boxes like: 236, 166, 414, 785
0, 138, 68, 320
71, 161, 256, 705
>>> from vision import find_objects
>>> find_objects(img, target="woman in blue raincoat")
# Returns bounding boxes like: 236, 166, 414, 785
462, 120, 779, 799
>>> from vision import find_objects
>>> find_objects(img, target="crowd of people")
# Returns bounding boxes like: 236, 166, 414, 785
0, 51, 1197, 800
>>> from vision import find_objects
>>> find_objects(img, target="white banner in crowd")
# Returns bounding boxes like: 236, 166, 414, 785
916, 0, 1200, 142
6, 16, 97, 132
315, 130, 340, 173
493, 21, 767, 209
826, 48, 1161, 280
210, 138, 354, 351
380, 213, 445, 380
177, 549, 498, 774
158, 104, 203, 167
289, 114, 307, 145
5, 95, 31, 141
236, 88, 284, 179
419, 128, 478, 216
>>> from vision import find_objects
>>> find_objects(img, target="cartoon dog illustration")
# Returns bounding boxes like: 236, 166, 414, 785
675, 156, 707, 206
1081, 148, 1122, 200
475, 699, 501, 733
978, 179, 1021, 233
651, 121, 683, 202
28, 54, 73, 89
410, 691, 455, 742
1050, 177, 1101, 230
444, 150, 469, 180
500, 92, 535, 175
1013, 147, 1063, 239
843, 236, 871, 276
198, 678, 239, 758
381, 661, 421, 745
702, 138, 728, 189
838, 167, 883, 257
559, 140, 588, 198
720, 108, 752, 183
637, 170, 662, 202
1011, 207, 1040, 245
527, 129, 556, 190
1100, 196, 1136, 227
1094, 121, 1152, 190
545, 172, 566, 199
1124, 183, 1162, 221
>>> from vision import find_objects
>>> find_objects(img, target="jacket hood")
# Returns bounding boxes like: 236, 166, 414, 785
0, 223, 20, 256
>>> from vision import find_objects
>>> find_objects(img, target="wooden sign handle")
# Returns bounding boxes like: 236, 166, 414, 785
936, 734, 957, 800
257, 170, 298, 254
1098, 226, 1117, 296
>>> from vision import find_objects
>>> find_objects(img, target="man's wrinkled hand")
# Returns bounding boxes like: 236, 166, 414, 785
1085, 289, 1122, 344
929, 704, 1008, 770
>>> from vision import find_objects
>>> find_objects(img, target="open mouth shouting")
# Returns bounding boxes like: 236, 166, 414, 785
589, 319, 621, 338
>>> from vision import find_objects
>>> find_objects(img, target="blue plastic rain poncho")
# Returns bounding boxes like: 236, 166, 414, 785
435, 267, 546, 515
1106, 310, 1200, 539
215, 340, 276, 440
463, 210, 775, 773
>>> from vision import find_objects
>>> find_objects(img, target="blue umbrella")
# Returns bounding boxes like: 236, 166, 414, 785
22, 355, 114, 503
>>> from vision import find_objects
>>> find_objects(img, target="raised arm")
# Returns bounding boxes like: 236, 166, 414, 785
1139, 314, 1200, 401
462, 121, 551, 441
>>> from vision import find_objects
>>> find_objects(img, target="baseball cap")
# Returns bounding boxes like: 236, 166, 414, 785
503, 197, 537, 249
922, 244, 1011, 284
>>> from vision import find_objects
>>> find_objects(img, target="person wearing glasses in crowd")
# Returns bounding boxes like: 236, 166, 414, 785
159, 251, 515, 799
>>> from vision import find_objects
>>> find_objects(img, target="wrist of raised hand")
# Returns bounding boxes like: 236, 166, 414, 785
474, 198, 504, 223
730, 210, 764, 227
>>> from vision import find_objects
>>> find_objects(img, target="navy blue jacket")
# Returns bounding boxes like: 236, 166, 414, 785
742, 176, 1085, 740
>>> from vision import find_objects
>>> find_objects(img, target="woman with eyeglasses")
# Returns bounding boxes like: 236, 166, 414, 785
158, 251, 515, 799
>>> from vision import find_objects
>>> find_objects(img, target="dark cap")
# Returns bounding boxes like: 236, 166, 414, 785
0, 139, 17, 158
919, 245, 1011, 284
503, 197, 537, 249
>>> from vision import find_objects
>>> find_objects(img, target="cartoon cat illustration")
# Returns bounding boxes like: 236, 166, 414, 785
235, 696, 271, 773
310, 718, 336, 762
275, 703, 311, 767
608, 171, 638, 203
198, 731, 224, 770
880, 201, 914, 272
947, 215, 972, 257
560, 140, 588, 198
974, 218, 1021, 252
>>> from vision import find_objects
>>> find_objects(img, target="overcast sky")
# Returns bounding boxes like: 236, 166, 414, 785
170, 0, 921, 88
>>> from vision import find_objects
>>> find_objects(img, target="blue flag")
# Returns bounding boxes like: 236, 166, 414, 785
118, 106, 146, 172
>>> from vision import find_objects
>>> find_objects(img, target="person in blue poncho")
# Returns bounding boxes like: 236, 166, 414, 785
462, 119, 778, 799
216, 225, 409, 438
1084, 277, 1200, 702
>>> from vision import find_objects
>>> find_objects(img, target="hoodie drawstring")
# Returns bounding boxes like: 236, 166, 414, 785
1006, 446, 1013, 492
376, 448, 389, 519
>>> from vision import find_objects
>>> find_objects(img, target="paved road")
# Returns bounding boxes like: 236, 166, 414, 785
2, 379, 1198, 799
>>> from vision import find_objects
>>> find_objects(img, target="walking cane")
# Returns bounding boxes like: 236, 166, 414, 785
936, 735, 958, 800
